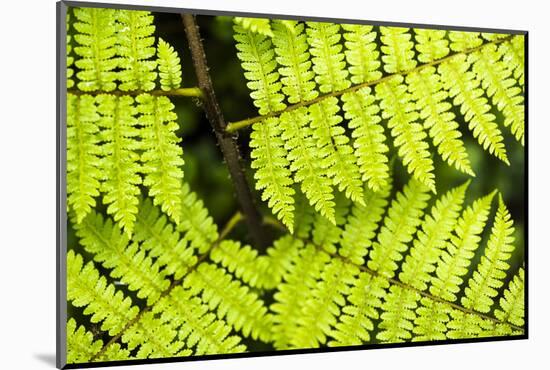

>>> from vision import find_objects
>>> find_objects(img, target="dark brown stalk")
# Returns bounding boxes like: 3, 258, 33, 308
181, 13, 269, 250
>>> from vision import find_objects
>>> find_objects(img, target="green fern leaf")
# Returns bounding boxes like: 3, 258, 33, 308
429, 190, 496, 301
116, 10, 157, 91
380, 26, 416, 73
234, 23, 286, 114
234, 22, 294, 230
342, 87, 390, 190
414, 29, 449, 63
376, 76, 436, 192
73, 8, 118, 91
494, 267, 525, 327
157, 38, 183, 91
67, 94, 102, 223
310, 97, 364, 204
264, 235, 303, 288
133, 197, 197, 280
210, 240, 272, 289
499, 35, 525, 90
271, 244, 329, 349
250, 117, 295, 231
185, 263, 273, 342
342, 24, 382, 84
470, 44, 525, 144
292, 258, 359, 348
67, 12, 75, 88
271, 20, 317, 103
377, 181, 469, 342
137, 94, 184, 224
439, 54, 509, 164
339, 179, 392, 265
153, 286, 246, 355
407, 67, 474, 176
96, 94, 142, 235
67, 250, 139, 336
306, 22, 350, 93
369, 178, 431, 277
66, 318, 104, 364
280, 109, 335, 223
461, 195, 516, 313
234, 17, 274, 37
176, 182, 219, 253
312, 192, 351, 254
74, 211, 170, 305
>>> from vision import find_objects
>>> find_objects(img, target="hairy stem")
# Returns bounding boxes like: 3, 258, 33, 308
90, 211, 244, 361
67, 87, 204, 98
181, 13, 269, 250
226, 35, 515, 132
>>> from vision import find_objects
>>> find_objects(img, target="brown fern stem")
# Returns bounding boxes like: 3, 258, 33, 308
226, 34, 515, 132
182, 13, 269, 250
90, 211, 244, 362
67, 87, 203, 98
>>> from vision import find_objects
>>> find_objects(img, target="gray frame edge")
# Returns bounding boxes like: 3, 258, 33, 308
57, 1, 68, 369
61, 0, 527, 34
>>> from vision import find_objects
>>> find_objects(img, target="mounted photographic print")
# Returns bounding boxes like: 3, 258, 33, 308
56, 1, 527, 368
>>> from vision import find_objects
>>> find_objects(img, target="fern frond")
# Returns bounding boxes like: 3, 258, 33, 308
184, 263, 273, 342
369, 179, 431, 278
177, 182, 219, 254
122, 310, 187, 359
449, 31, 483, 52
271, 244, 330, 349
329, 272, 385, 345
376, 76, 436, 192
291, 258, 359, 348
306, 22, 351, 93
280, 109, 335, 223
414, 29, 449, 63
377, 182, 468, 342
210, 240, 272, 289
250, 117, 295, 231
137, 94, 184, 223
133, 197, 197, 280
500, 35, 525, 89
96, 94, 142, 235
234, 17, 274, 37
312, 192, 351, 254
265, 235, 304, 288
380, 26, 416, 73
470, 44, 525, 144
407, 67, 474, 176
74, 211, 170, 305
67, 94, 102, 223
157, 38, 183, 91
413, 192, 497, 340
234, 23, 286, 114
339, 179, 392, 265
462, 195, 516, 313
66, 318, 104, 364
271, 20, 318, 103
153, 286, 246, 355
494, 267, 525, 327
116, 10, 157, 91
342, 87, 390, 190
429, 191, 496, 301
342, 24, 381, 84
67, 250, 139, 336
310, 97, 364, 204
73, 8, 118, 91
67, 12, 75, 88
439, 54, 509, 164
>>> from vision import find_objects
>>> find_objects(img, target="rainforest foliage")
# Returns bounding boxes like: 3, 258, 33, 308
64, 6, 525, 365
